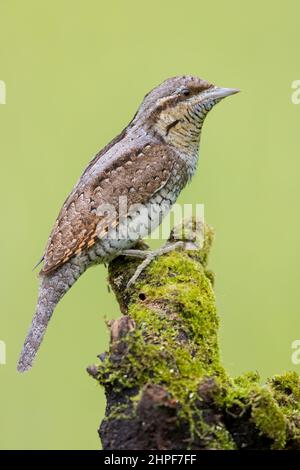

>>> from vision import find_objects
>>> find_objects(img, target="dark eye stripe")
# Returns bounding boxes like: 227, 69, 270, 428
166, 119, 181, 136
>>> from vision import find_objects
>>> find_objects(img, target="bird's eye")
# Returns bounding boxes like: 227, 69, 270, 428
181, 88, 190, 97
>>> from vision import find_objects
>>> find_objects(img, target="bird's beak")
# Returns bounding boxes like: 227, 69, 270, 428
203, 87, 240, 101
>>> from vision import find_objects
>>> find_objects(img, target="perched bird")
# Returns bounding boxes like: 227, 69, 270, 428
17, 75, 239, 372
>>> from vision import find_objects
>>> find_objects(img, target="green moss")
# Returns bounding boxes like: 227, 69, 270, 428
212, 371, 300, 449
270, 371, 300, 411
268, 372, 300, 446
98, 225, 300, 449
214, 372, 259, 413
210, 426, 237, 450
98, 247, 227, 444
250, 387, 287, 449
135, 251, 221, 369
103, 403, 134, 422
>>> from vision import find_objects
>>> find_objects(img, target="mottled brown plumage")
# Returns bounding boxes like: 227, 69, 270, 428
18, 75, 239, 372
42, 144, 184, 273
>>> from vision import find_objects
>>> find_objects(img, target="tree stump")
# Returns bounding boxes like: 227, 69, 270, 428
88, 219, 300, 450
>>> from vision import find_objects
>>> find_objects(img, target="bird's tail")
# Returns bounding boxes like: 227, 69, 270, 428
17, 259, 85, 372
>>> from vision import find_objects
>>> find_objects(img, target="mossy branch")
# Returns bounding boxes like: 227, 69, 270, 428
88, 219, 300, 450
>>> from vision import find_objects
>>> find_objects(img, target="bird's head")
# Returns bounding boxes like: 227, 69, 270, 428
134, 75, 239, 153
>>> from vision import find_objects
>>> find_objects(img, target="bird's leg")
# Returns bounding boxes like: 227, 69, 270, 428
120, 249, 152, 259
121, 241, 186, 289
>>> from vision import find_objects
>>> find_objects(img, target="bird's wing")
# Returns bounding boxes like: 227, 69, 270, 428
41, 144, 185, 274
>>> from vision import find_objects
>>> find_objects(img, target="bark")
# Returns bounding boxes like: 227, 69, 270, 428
88, 218, 300, 450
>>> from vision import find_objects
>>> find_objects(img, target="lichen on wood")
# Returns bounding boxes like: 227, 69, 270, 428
87, 218, 300, 450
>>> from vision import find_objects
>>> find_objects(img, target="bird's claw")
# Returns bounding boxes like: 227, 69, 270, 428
122, 241, 186, 290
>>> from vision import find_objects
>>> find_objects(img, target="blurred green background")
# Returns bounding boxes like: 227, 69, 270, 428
0, 0, 300, 449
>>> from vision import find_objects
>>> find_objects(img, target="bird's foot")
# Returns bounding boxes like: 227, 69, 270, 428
121, 241, 186, 289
